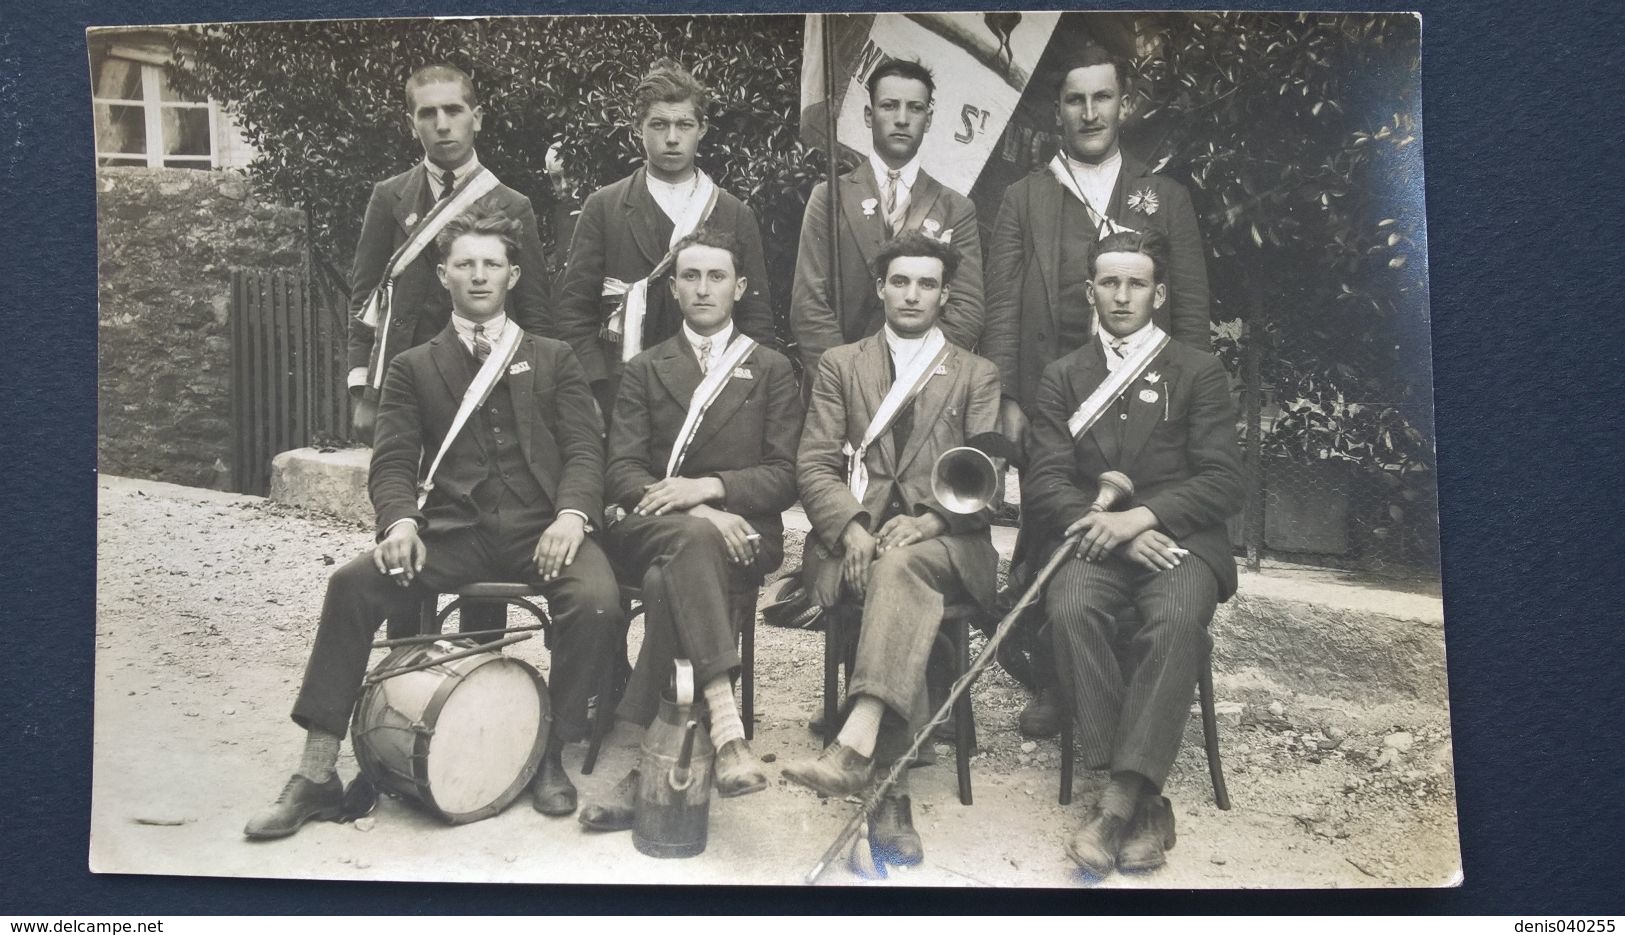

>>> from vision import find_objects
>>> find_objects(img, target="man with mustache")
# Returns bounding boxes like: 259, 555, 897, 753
556, 58, 776, 423
981, 44, 1214, 738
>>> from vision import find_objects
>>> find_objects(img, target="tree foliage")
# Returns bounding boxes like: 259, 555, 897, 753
171, 15, 820, 349
1132, 13, 1433, 559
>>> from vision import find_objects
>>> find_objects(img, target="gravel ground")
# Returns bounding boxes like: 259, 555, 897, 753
92, 475, 1460, 888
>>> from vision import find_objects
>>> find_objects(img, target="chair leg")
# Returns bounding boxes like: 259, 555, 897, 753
944, 614, 971, 806
1059, 716, 1074, 805
821, 611, 840, 747
740, 608, 755, 742
1198, 662, 1231, 810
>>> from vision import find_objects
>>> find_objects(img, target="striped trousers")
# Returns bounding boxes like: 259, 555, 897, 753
1045, 554, 1218, 789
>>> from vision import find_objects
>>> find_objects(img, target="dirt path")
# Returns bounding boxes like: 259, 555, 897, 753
92, 475, 1459, 888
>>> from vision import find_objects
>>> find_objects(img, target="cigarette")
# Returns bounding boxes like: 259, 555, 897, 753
387, 567, 407, 575
1167, 547, 1190, 557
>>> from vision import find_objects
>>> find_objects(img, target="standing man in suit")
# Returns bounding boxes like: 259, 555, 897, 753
245, 211, 621, 839
348, 64, 551, 442
784, 231, 1001, 869
1024, 229, 1243, 877
577, 229, 803, 832
790, 58, 984, 377
556, 58, 775, 421
982, 44, 1214, 736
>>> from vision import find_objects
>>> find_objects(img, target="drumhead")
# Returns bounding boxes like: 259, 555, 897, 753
424, 655, 547, 819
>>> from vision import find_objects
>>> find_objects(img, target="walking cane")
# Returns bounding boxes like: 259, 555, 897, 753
805, 470, 1135, 883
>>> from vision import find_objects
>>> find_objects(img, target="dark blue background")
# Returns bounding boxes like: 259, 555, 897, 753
4, 0, 1622, 915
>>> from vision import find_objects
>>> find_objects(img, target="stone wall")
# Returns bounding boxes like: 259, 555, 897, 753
97, 168, 307, 488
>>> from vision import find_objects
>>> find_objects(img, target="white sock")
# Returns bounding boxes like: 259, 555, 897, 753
703, 675, 745, 748
836, 696, 885, 759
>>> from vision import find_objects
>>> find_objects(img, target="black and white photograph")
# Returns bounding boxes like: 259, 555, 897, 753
90, 10, 1455, 888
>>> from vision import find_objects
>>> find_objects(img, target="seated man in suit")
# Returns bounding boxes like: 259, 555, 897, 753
555, 58, 775, 421
790, 57, 984, 377
784, 231, 1002, 868
245, 210, 622, 839
1023, 230, 1244, 877
577, 229, 803, 832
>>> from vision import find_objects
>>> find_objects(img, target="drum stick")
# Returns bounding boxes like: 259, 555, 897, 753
371, 623, 546, 649
362, 633, 533, 685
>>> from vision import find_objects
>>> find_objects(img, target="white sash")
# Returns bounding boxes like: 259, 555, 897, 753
416, 324, 525, 508
665, 336, 759, 477
601, 170, 721, 363
358, 166, 502, 390
1047, 154, 1133, 242
845, 330, 950, 501
1067, 325, 1171, 439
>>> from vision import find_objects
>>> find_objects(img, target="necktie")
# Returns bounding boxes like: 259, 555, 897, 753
697, 337, 712, 374
440, 169, 457, 202
884, 169, 904, 233
472, 324, 491, 362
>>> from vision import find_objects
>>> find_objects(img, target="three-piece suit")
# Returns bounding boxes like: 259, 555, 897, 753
294, 325, 621, 744
604, 332, 803, 724
1023, 336, 1244, 787
797, 331, 1001, 764
789, 165, 984, 376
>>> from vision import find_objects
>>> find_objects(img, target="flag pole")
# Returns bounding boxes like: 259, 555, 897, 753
821, 13, 844, 342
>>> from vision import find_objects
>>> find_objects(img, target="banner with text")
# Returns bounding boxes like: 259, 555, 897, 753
801, 12, 1061, 195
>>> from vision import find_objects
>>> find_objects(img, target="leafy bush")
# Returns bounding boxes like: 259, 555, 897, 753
171, 15, 822, 351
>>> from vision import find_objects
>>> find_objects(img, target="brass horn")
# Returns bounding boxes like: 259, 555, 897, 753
931, 447, 999, 515
931, 432, 1020, 515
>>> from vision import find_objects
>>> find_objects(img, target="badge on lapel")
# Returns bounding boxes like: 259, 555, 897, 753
404, 212, 420, 228
861, 197, 878, 217
508, 361, 531, 376
1138, 388, 1159, 404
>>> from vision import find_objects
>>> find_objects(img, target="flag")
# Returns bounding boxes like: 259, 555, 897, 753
800, 12, 1062, 195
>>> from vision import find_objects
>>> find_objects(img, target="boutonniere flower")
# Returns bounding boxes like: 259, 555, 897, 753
1144, 370, 1162, 384
922, 218, 941, 234
1127, 187, 1160, 216
861, 197, 878, 217
404, 212, 420, 227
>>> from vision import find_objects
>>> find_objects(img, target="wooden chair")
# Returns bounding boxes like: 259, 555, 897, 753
822, 601, 982, 806
580, 579, 760, 775
1058, 651, 1231, 810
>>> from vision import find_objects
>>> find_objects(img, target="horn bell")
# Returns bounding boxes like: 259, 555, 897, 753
931, 446, 1000, 515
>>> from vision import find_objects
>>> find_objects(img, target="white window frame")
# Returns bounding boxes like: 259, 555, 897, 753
94, 46, 218, 169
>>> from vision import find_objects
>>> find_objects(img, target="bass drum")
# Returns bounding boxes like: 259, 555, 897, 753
351, 639, 549, 825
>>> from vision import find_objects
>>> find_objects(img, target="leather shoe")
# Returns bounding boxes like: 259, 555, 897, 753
1065, 805, 1133, 878
715, 739, 768, 798
782, 743, 874, 797
1118, 795, 1177, 873
531, 750, 578, 817
578, 768, 638, 832
1018, 688, 1062, 739
868, 793, 924, 867
244, 774, 344, 840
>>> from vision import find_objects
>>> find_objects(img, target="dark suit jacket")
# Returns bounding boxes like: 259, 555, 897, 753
790, 165, 984, 374
797, 332, 1002, 611
1023, 338, 1244, 601
982, 154, 1212, 411
347, 163, 552, 379
370, 324, 605, 539
555, 167, 774, 386
606, 332, 803, 572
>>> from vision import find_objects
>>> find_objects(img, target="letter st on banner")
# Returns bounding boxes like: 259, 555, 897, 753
801, 12, 1061, 196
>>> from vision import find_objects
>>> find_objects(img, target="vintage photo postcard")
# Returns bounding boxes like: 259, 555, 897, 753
92, 10, 1456, 887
